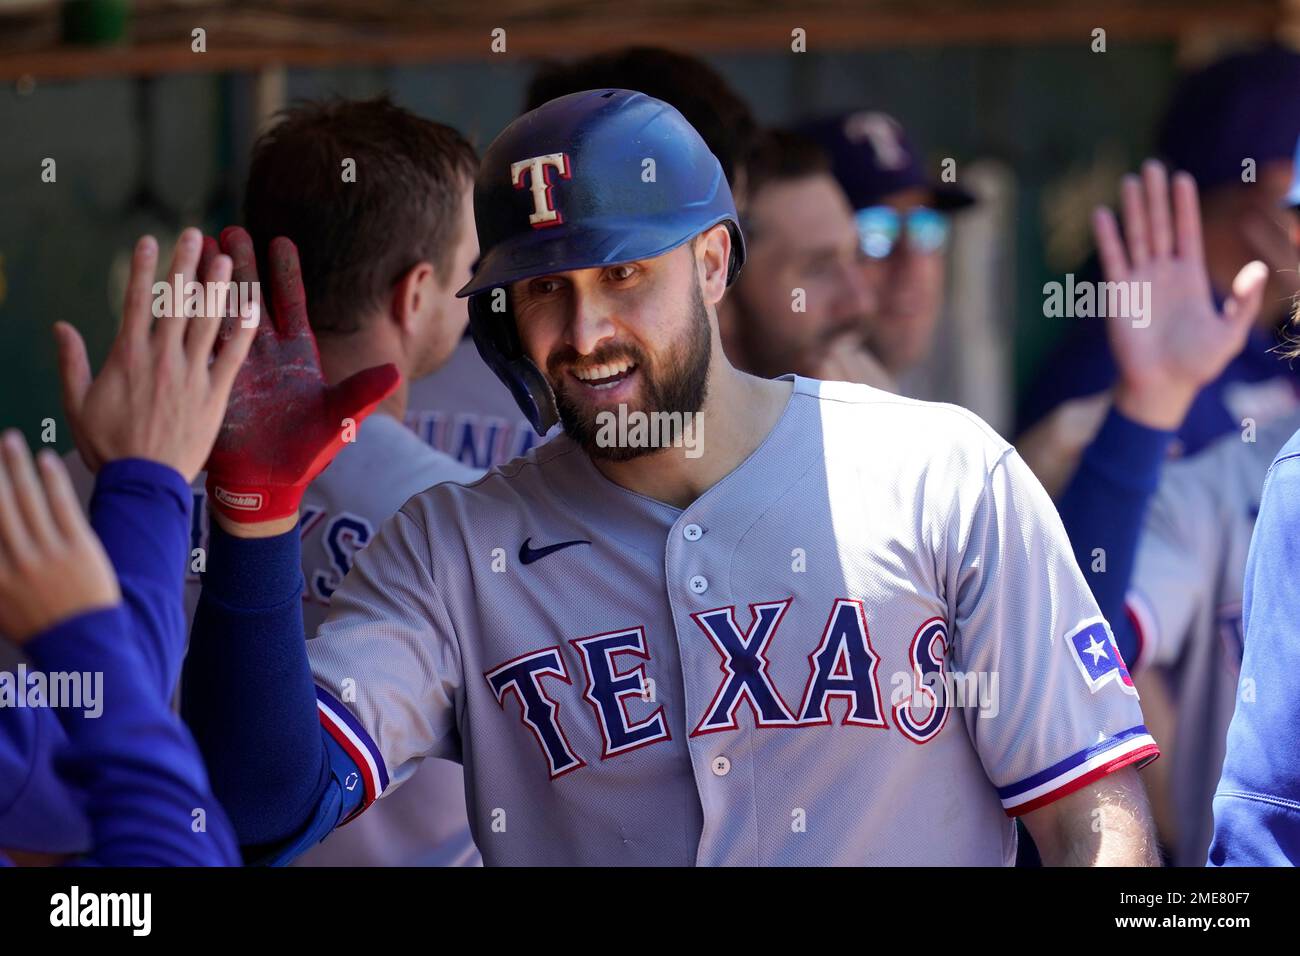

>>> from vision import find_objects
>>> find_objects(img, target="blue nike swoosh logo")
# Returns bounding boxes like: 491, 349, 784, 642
519, 537, 592, 565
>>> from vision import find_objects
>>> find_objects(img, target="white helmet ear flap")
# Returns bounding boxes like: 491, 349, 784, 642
467, 292, 558, 437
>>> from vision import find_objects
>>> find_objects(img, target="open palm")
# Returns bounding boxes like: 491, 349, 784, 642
203, 227, 400, 523
1092, 161, 1267, 400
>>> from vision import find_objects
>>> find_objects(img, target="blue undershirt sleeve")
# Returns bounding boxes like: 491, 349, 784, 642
1055, 407, 1175, 667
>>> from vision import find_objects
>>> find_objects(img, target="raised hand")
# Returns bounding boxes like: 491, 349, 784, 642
204, 227, 400, 532
55, 228, 259, 482
0, 431, 119, 645
1091, 160, 1268, 430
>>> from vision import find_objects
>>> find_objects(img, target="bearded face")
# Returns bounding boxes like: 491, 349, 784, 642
549, 277, 712, 462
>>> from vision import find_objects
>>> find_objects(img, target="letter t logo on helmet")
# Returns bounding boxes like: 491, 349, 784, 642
511, 153, 572, 228
458, 89, 746, 438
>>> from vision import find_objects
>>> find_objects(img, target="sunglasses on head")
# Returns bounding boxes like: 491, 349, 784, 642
855, 206, 949, 259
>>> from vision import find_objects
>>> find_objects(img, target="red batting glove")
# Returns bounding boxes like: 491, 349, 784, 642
204, 227, 399, 524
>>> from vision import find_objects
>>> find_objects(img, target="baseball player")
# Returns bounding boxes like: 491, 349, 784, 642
405, 337, 542, 470
56, 100, 486, 867
1056, 375, 1293, 867
404, 46, 761, 471
716, 128, 891, 390
798, 110, 976, 395
184, 90, 1159, 865
1131, 412, 1298, 864
1021, 46, 1300, 467
1055, 157, 1267, 668
226, 98, 488, 867
1047, 159, 1271, 865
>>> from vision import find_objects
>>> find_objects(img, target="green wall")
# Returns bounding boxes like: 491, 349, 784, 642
0, 41, 1176, 449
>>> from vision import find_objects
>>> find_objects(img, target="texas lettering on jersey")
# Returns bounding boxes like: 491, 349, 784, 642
306, 382, 1157, 865
188, 489, 374, 605
484, 598, 952, 779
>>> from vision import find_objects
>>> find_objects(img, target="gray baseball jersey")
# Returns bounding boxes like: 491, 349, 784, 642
1124, 408, 1300, 866
406, 336, 549, 469
67, 414, 484, 867
308, 376, 1156, 865
289, 414, 482, 867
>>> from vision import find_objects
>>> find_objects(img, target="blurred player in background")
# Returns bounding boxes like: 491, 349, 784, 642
406, 46, 759, 466
226, 98, 484, 867
717, 128, 887, 385
60, 98, 485, 866
1129, 411, 1298, 865
1051, 158, 1275, 865
523, 46, 758, 208
1019, 45, 1300, 492
1208, 142, 1300, 866
798, 111, 975, 396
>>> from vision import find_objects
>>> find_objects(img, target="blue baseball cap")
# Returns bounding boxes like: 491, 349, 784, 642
1159, 44, 1300, 195
795, 110, 975, 212
0, 675, 92, 855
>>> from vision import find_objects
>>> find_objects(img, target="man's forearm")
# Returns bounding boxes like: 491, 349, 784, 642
1029, 768, 1161, 866
1051, 811, 1159, 867
29, 606, 240, 866
89, 458, 195, 696
180, 518, 328, 847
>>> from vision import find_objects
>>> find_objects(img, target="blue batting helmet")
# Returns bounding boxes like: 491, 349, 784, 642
456, 88, 745, 435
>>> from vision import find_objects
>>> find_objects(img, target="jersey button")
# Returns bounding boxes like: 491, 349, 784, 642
683, 523, 703, 541
689, 575, 708, 594
711, 756, 731, 777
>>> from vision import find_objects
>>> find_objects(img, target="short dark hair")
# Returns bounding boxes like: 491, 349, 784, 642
524, 47, 756, 189
242, 96, 477, 335
743, 128, 831, 199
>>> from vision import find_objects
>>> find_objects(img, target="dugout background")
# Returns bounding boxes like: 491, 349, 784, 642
0, 0, 1287, 448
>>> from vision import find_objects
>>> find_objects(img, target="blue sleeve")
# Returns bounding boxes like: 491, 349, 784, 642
0, 458, 195, 858
181, 519, 363, 856
1209, 449, 1300, 866
25, 606, 240, 866
1056, 407, 1175, 667
89, 459, 194, 698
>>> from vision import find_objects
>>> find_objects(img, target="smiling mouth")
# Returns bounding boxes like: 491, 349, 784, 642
570, 359, 638, 391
